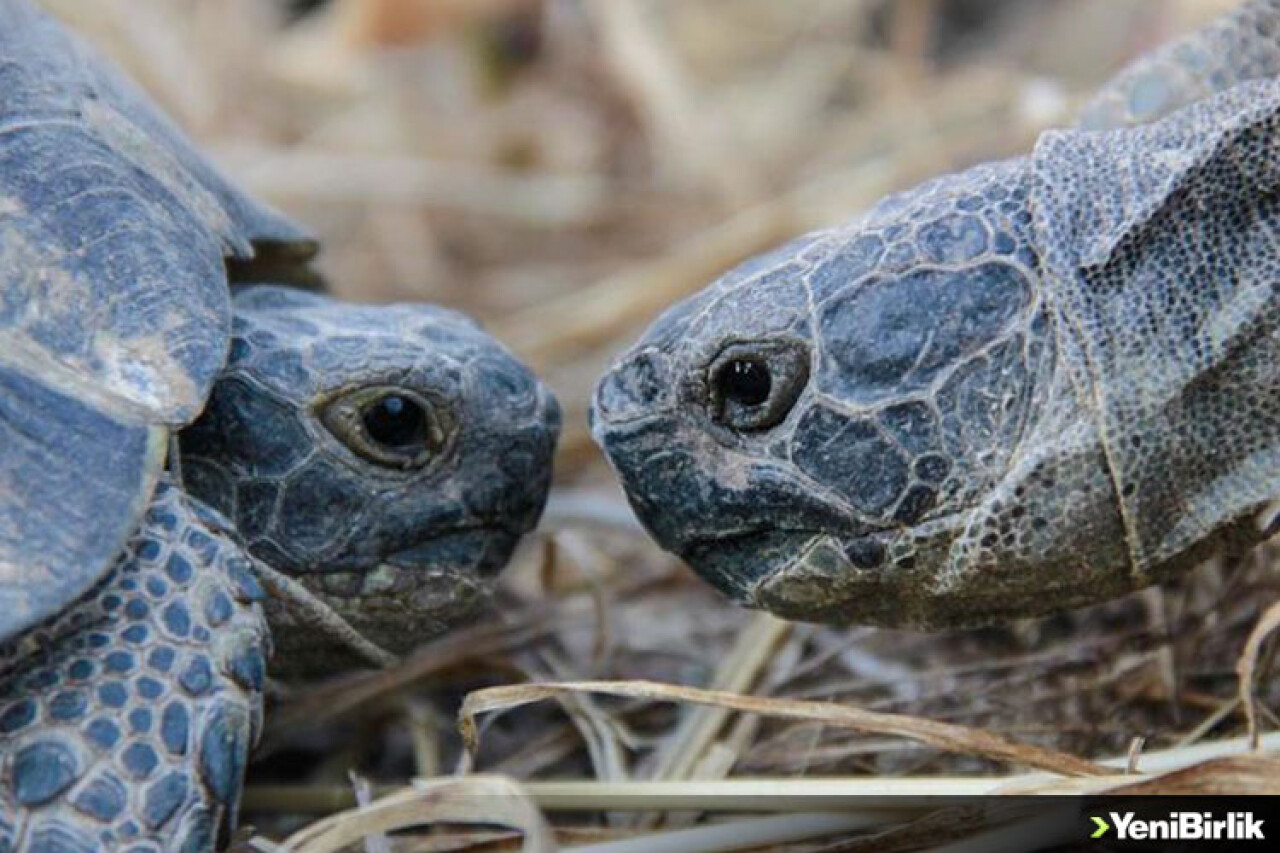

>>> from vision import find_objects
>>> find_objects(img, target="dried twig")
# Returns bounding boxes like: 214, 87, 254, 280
1236, 598, 1280, 748
275, 774, 555, 853
460, 680, 1114, 777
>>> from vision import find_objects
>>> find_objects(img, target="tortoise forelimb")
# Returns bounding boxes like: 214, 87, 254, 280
0, 483, 271, 852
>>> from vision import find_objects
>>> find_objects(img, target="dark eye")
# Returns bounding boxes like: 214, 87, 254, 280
362, 395, 427, 449
320, 387, 452, 470
716, 359, 771, 407
707, 340, 809, 431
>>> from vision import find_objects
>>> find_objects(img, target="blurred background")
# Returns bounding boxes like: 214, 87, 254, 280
38, 0, 1238, 488
34, 0, 1280, 842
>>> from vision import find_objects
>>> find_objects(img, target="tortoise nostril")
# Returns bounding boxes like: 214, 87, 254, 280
593, 351, 671, 426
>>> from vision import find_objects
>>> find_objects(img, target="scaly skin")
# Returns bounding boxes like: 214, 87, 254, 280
592, 3, 1280, 629
182, 286, 561, 675
1, 4, 562, 848
1080, 0, 1280, 130
1, 288, 560, 852
0, 482, 267, 853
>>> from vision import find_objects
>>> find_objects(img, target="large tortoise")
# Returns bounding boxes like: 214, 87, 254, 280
592, 0, 1280, 628
0, 1, 559, 850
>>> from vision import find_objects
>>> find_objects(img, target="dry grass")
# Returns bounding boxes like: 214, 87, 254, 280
37, 0, 1280, 849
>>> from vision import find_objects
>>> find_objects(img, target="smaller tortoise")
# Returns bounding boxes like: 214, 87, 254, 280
592, 0, 1280, 629
1, 288, 558, 853
0, 2, 560, 850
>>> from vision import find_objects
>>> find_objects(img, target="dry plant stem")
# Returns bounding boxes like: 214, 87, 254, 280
548, 531, 615, 671
639, 615, 793, 831
582, 0, 756, 206
346, 772, 391, 853
497, 70, 1034, 371
691, 743, 742, 784
706, 635, 805, 776
241, 731, 1280, 817
1002, 730, 1280, 789
566, 812, 897, 853
529, 648, 630, 784
1140, 586, 1180, 721
1174, 697, 1239, 748
1261, 697, 1280, 731
243, 780, 990, 818
1125, 737, 1145, 774
1236, 598, 1280, 748
522, 779, 998, 810
405, 698, 442, 779
491, 721, 593, 780
264, 588, 619, 739
1098, 755, 1280, 795
215, 146, 607, 227
649, 614, 792, 783
251, 557, 399, 668
459, 680, 1113, 777
279, 775, 555, 853
168, 433, 185, 489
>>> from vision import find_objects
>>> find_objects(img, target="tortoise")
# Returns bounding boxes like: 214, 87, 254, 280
0, 2, 559, 850
591, 0, 1280, 629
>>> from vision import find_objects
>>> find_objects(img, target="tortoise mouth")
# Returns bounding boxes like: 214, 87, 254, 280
270, 527, 520, 667
678, 529, 826, 601
385, 526, 520, 579
680, 526, 941, 625
305, 526, 520, 601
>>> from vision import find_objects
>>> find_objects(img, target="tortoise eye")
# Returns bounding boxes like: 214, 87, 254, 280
716, 359, 772, 407
320, 387, 452, 469
707, 340, 809, 431
362, 394, 428, 449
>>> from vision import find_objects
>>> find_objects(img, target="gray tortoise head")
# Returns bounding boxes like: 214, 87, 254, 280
181, 286, 560, 670
592, 161, 1060, 628
592, 148, 1264, 629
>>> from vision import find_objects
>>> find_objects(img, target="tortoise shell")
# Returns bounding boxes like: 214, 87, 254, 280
0, 0, 315, 642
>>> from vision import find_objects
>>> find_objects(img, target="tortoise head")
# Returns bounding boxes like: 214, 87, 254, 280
180, 286, 560, 670
593, 159, 1136, 629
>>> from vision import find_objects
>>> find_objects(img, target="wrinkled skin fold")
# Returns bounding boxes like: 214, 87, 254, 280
592, 78, 1280, 629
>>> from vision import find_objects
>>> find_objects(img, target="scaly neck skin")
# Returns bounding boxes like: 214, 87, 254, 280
1080, 0, 1280, 130
1032, 74, 1280, 584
